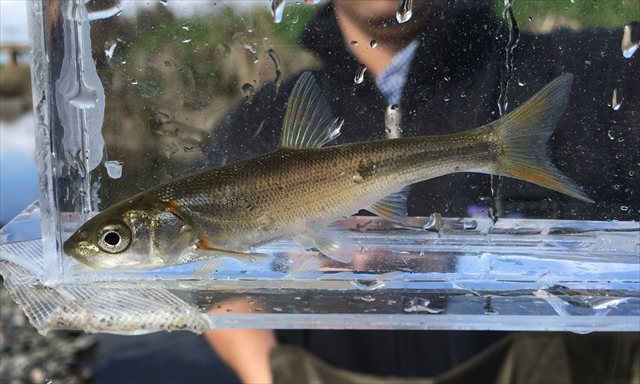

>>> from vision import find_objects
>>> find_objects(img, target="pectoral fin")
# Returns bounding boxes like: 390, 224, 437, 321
366, 186, 411, 223
195, 238, 273, 265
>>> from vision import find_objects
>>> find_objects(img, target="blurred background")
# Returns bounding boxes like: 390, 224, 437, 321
0, 0, 637, 383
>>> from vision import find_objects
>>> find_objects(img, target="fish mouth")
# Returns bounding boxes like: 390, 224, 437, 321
62, 238, 99, 269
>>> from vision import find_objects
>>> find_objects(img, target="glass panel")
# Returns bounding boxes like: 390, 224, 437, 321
27, 0, 638, 330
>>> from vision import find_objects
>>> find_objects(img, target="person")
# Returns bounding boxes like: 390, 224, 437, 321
203, 0, 639, 382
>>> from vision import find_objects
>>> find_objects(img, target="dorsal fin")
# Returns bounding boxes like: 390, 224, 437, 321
280, 72, 343, 149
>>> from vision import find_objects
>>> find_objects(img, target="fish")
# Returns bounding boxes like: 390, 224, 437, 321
63, 72, 592, 272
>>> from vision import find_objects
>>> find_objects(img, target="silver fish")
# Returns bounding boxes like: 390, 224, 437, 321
63, 72, 591, 272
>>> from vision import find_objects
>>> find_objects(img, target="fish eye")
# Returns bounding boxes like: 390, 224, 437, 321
97, 223, 131, 254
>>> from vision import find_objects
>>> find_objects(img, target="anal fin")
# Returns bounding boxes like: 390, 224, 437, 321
293, 226, 355, 263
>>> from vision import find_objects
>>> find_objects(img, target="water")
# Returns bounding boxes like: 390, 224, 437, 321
0, 113, 38, 226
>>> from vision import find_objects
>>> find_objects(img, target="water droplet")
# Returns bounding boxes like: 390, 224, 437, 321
104, 160, 123, 179
159, 0, 168, 6
182, 25, 189, 31
385, 104, 402, 139
182, 38, 191, 43
242, 83, 256, 102
396, 0, 413, 23
528, 16, 533, 22
352, 174, 364, 183
369, 40, 377, 49
621, 22, 639, 58
68, 87, 98, 109
613, 184, 620, 190
620, 206, 629, 212
350, 40, 358, 46
612, 88, 623, 110
272, 307, 283, 312
360, 295, 375, 302
131, 79, 138, 85
217, 43, 231, 57
104, 41, 117, 59
121, 59, 127, 64
304, 0, 321, 4
271, 0, 285, 23
629, 171, 635, 177
443, 95, 450, 102
354, 64, 367, 84
607, 130, 615, 140
518, 79, 526, 86
443, 76, 451, 82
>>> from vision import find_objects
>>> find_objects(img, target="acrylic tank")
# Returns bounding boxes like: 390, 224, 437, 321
1, 0, 638, 334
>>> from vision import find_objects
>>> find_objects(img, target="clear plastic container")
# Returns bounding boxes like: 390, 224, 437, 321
10, 0, 640, 333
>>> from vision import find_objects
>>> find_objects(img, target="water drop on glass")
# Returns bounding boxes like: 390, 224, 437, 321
613, 184, 620, 190
131, 79, 138, 85
620, 206, 629, 212
369, 40, 377, 49
630, 171, 635, 177
612, 88, 623, 110
354, 64, 367, 84
182, 38, 191, 43
528, 16, 533, 22
518, 79, 526, 86
621, 22, 639, 59
104, 160, 123, 179
159, 0, 168, 6
242, 83, 255, 103
104, 42, 117, 59
607, 130, 615, 140
271, 0, 286, 23
396, 0, 413, 24
182, 25, 189, 31
121, 59, 127, 64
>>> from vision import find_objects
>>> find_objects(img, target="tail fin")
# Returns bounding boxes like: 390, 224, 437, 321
492, 73, 593, 203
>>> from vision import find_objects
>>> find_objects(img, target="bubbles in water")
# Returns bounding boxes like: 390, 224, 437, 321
354, 64, 367, 84
396, 0, 413, 24
104, 42, 117, 60
271, 0, 286, 23
403, 297, 443, 313
104, 161, 123, 179
621, 22, 639, 58
369, 40, 377, 49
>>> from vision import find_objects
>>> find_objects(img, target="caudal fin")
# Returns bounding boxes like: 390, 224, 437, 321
492, 73, 593, 203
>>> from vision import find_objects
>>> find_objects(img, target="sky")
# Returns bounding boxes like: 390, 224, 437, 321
0, 0, 29, 43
